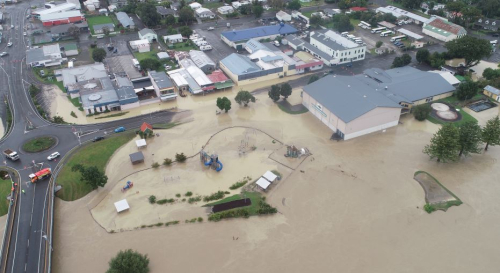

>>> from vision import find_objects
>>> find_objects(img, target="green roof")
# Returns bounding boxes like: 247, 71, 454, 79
454, 75, 466, 82
64, 43, 78, 51
214, 81, 234, 89
423, 24, 452, 37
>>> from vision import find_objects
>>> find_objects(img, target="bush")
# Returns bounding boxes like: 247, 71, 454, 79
175, 153, 187, 163
208, 208, 250, 222
163, 158, 173, 166
149, 195, 156, 204
175, 193, 181, 198
424, 203, 436, 213
107, 249, 149, 273
188, 196, 201, 204
70, 111, 77, 118
376, 41, 383, 48
185, 191, 193, 197
165, 220, 179, 226
155, 222, 164, 227
197, 217, 203, 222
151, 162, 160, 168
229, 180, 247, 190
257, 200, 278, 215
156, 198, 175, 205
413, 104, 432, 121
203, 191, 226, 202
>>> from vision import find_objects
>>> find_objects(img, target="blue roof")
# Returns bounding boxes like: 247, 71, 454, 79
220, 53, 260, 75
221, 24, 298, 42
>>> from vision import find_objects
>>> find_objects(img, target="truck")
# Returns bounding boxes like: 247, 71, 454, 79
29, 168, 52, 183
3, 149, 20, 161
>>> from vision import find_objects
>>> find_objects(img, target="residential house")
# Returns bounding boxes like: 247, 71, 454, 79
189, 2, 202, 10
93, 23, 115, 34
422, 16, 467, 42
217, 6, 234, 15
140, 122, 154, 135
148, 71, 177, 101
164, 34, 183, 44
108, 0, 128, 8
483, 85, 500, 102
26, 43, 65, 67
276, 10, 291, 22
130, 39, 151, 53
138, 28, 158, 43
323, 8, 340, 17
195, 8, 215, 19
475, 18, 499, 31
156, 6, 176, 18
116, 12, 135, 29
61, 43, 78, 56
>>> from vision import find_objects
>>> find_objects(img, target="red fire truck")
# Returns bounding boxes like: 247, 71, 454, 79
29, 168, 52, 183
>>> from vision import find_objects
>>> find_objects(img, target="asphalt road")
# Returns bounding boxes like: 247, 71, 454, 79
0, 2, 179, 273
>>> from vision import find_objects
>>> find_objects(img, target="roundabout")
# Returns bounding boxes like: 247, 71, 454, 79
21, 136, 58, 153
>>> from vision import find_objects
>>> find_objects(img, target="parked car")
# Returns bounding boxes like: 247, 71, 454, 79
7, 42, 13, 47
164, 64, 172, 70
207, 27, 215, 31
47, 152, 60, 161
492, 33, 499, 37
114, 127, 126, 133
0, 52, 8, 57
23, 32, 27, 36
274, 40, 280, 47
93, 136, 105, 142
346, 63, 352, 67
40, 70, 45, 76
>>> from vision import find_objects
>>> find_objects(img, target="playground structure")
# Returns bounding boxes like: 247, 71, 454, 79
121, 181, 134, 192
200, 149, 223, 172
285, 145, 309, 158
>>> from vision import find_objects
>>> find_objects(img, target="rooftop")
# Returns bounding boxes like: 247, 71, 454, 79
311, 29, 359, 50
156, 6, 175, 15
376, 5, 429, 23
61, 63, 108, 87
189, 50, 215, 68
397, 28, 424, 39
139, 28, 156, 36
40, 10, 82, 21
207, 70, 229, 83
244, 39, 271, 53
116, 12, 135, 27
485, 85, 500, 95
185, 66, 212, 87
220, 53, 261, 75
149, 71, 174, 89
426, 17, 465, 35
168, 68, 202, 94
221, 24, 298, 42
93, 23, 115, 31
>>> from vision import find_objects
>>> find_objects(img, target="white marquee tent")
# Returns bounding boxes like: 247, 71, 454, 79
114, 199, 130, 213
256, 177, 271, 190
136, 139, 147, 148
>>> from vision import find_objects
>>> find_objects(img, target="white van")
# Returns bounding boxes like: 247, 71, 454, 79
355, 40, 363, 44
196, 41, 208, 46
96, 34, 105, 39
200, 45, 213, 51
132, 58, 140, 69
341, 32, 349, 37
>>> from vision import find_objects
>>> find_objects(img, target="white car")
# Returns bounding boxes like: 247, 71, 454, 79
23, 32, 27, 36
7, 42, 13, 47
164, 64, 172, 70
0, 52, 8, 57
47, 152, 60, 161
208, 27, 215, 31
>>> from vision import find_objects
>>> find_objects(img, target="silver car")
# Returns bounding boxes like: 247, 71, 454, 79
47, 152, 60, 161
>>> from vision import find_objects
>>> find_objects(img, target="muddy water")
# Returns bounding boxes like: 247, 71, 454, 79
0, 120, 4, 137
53, 88, 500, 273
43, 85, 88, 124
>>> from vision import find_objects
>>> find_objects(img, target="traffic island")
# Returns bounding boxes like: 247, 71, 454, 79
414, 171, 462, 213
22, 136, 57, 153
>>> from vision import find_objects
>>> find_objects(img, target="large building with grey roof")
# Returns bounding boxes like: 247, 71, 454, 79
302, 67, 455, 140
309, 29, 366, 65
26, 43, 65, 67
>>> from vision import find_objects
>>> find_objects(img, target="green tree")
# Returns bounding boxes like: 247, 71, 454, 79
461, 7, 482, 28
53, 116, 65, 124
310, 15, 323, 27
412, 104, 432, 121
280, 83, 292, 99
446, 1, 466, 14
106, 249, 149, 273
482, 68, 500, 80
401, 53, 412, 65
71, 164, 108, 189
102, 27, 110, 36
137, 2, 162, 27
456, 81, 478, 101
429, 52, 445, 68
151, 162, 160, 168
179, 26, 193, 37
253, 4, 264, 18
165, 14, 176, 26
375, 41, 383, 48
287, 0, 301, 10
234, 90, 256, 106
392, 54, 411, 68
29, 84, 40, 96
175, 153, 187, 162
139, 58, 161, 71
268, 85, 281, 101
122, 0, 139, 13
458, 121, 483, 156
482, 116, 500, 151
239, 5, 252, 15
332, 14, 354, 32
163, 158, 173, 166
423, 124, 460, 162
92, 48, 107, 62
445, 36, 492, 68
178, 6, 195, 25
167, 27, 177, 35
216, 97, 232, 112
416, 48, 430, 64
308, 75, 320, 84
399, 0, 423, 9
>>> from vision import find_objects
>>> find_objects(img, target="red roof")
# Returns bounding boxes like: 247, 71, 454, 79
202, 85, 216, 91
140, 122, 153, 132
350, 7, 367, 12
206, 70, 229, 83
428, 18, 463, 35
296, 60, 324, 70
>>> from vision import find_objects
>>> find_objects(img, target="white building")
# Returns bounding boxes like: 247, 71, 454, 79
26, 44, 65, 67
309, 29, 366, 65
276, 10, 291, 22
422, 16, 467, 42
195, 8, 215, 19
129, 39, 151, 53
189, 2, 202, 10
138, 28, 158, 42
164, 34, 183, 44
218, 6, 234, 15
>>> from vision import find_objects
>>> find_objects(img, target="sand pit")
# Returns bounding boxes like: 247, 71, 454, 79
431, 102, 460, 121
431, 103, 450, 111
91, 127, 286, 232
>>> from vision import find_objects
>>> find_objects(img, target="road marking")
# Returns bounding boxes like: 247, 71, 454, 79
11, 181, 22, 273
27, 239, 29, 247
25, 263, 26, 272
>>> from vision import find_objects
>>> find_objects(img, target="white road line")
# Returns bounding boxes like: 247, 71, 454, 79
10, 180, 22, 273
27, 239, 29, 247
37, 180, 50, 273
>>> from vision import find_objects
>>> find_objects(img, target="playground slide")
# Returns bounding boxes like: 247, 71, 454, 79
216, 160, 223, 172
204, 158, 213, 166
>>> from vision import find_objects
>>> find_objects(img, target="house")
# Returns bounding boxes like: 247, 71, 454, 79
130, 39, 150, 53
309, 29, 366, 65
156, 6, 176, 18
195, 8, 215, 19
185, 65, 214, 92
26, 44, 65, 67
483, 85, 500, 102
168, 68, 199, 94
302, 67, 456, 140
140, 122, 154, 135
323, 8, 340, 17
189, 2, 202, 10
108, 0, 128, 8
164, 34, 183, 44
189, 50, 216, 73
157, 52, 170, 60
108, 5, 117, 12
207, 70, 234, 90
93, 23, 115, 34
61, 43, 78, 56
138, 28, 158, 42
422, 16, 466, 42
40, 10, 84, 27
475, 18, 499, 31
116, 12, 135, 29
148, 71, 177, 101
276, 10, 291, 22
221, 24, 298, 50
83, 0, 100, 9
217, 6, 234, 15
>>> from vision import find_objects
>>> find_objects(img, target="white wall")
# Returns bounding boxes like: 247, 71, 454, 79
310, 36, 366, 64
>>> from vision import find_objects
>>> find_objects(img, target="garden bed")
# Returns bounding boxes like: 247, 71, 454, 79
212, 198, 252, 213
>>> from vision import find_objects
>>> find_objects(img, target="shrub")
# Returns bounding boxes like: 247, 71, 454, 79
197, 217, 203, 222
208, 208, 250, 222
175, 153, 187, 163
413, 104, 432, 121
185, 191, 193, 197
376, 41, 383, 48
141, 225, 147, 228
188, 196, 201, 204
149, 195, 156, 204
165, 220, 179, 226
257, 200, 278, 215
181, 198, 186, 202
151, 162, 160, 168
155, 222, 164, 227
70, 111, 77, 118
185, 218, 197, 223
424, 203, 436, 213
175, 193, 181, 198
229, 180, 248, 190
163, 158, 173, 166
203, 191, 226, 202
156, 199, 168, 204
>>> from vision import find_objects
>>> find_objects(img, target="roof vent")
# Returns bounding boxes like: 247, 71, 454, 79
385, 86, 388, 90
347, 85, 350, 87
363, 95, 367, 98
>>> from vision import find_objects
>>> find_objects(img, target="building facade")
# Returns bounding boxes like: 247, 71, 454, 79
309, 29, 366, 65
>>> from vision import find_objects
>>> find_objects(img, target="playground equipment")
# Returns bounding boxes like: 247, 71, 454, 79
285, 145, 310, 158
200, 149, 223, 172
121, 181, 134, 192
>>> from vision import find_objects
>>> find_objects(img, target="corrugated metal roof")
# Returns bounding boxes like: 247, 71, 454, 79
139, 28, 156, 36
116, 12, 135, 27
94, 23, 115, 31
149, 71, 174, 89
189, 50, 215, 68
485, 85, 500, 95
221, 24, 298, 42
220, 53, 261, 75
40, 10, 82, 21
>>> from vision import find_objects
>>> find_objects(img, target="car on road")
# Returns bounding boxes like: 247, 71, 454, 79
11, 25, 14, 29
47, 152, 60, 161
207, 27, 215, 31
93, 136, 105, 142
7, 42, 13, 47
346, 63, 352, 67
0, 52, 8, 57
114, 127, 126, 133
273, 41, 280, 47
23, 32, 27, 36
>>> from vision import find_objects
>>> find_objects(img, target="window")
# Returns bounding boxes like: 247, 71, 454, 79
425, 97, 434, 102
316, 104, 322, 110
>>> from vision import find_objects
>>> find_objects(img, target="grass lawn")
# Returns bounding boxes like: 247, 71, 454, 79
171, 42, 197, 52
302, 11, 314, 18
0, 169, 14, 216
301, 0, 324, 7
152, 122, 179, 129
134, 50, 160, 62
87, 16, 114, 34
350, 18, 361, 28
204, 192, 263, 215
22, 136, 56, 152
203, 2, 223, 9
426, 96, 480, 127
277, 103, 309, 115
56, 132, 136, 201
